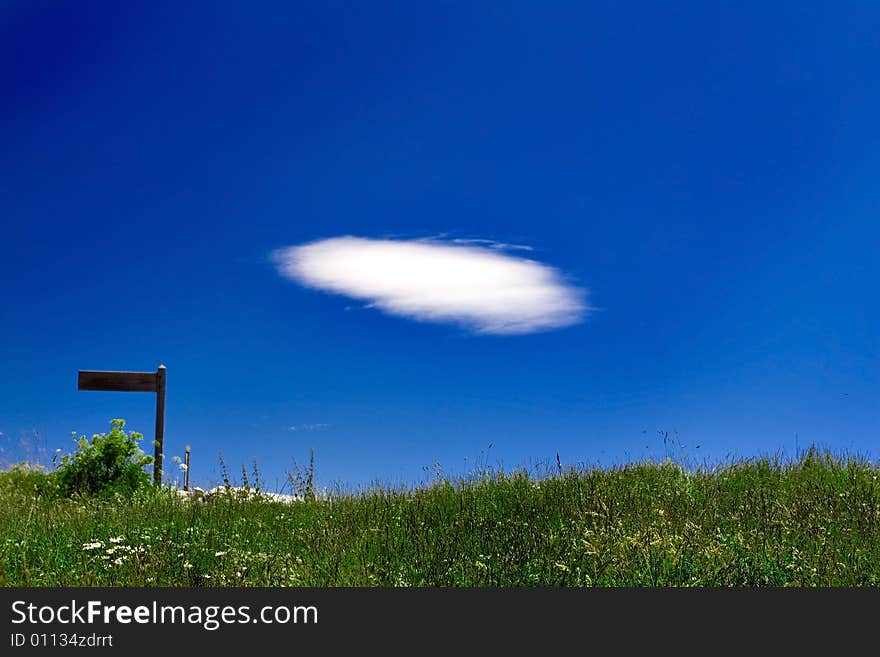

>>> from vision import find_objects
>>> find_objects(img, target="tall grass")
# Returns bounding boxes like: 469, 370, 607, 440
2, 447, 879, 586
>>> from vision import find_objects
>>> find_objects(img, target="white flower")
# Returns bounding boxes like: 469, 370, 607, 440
214, 551, 227, 557
109, 536, 124, 544
82, 542, 103, 551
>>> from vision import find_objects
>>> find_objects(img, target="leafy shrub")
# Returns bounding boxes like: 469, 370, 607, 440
56, 419, 154, 498
0, 462, 61, 498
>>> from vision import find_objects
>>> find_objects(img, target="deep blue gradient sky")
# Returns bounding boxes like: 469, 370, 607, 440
2, 2, 878, 492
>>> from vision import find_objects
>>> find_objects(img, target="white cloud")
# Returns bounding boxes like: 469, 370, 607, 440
448, 238, 534, 251
288, 424, 330, 432
272, 236, 587, 335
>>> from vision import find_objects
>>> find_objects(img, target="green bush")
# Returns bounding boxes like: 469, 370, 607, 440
0, 462, 61, 499
56, 418, 154, 498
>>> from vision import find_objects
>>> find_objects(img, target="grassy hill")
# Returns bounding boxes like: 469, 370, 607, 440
2, 448, 879, 586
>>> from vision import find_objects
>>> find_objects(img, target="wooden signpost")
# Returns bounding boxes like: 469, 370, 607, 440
77, 364, 167, 485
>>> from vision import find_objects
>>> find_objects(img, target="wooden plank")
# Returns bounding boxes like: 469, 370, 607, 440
77, 370, 158, 393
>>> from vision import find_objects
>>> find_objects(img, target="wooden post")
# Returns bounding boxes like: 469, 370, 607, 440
154, 365, 166, 486
184, 444, 191, 492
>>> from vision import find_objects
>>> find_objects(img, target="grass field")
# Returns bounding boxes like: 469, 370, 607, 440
2, 447, 879, 586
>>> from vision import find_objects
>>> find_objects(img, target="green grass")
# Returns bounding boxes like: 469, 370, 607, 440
2, 447, 880, 586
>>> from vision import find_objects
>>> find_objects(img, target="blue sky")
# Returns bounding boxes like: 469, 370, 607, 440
2, 2, 878, 492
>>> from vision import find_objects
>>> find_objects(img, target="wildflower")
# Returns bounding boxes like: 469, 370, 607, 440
82, 542, 103, 551
214, 551, 227, 557
183, 562, 193, 569
109, 536, 124, 544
